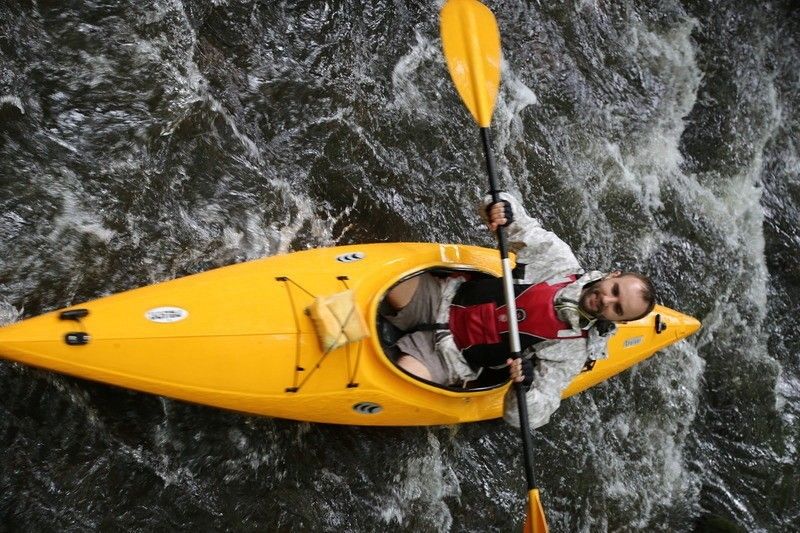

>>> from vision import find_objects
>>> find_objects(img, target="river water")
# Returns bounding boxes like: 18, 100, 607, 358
0, 1, 798, 531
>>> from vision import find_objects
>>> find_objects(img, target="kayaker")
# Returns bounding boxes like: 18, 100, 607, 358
382, 193, 656, 429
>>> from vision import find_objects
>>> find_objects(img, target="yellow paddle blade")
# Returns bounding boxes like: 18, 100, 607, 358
440, 0, 501, 127
523, 488, 549, 533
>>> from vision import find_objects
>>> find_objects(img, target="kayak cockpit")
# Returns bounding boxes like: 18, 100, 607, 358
376, 268, 511, 393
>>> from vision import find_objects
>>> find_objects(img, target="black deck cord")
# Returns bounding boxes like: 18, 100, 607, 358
281, 275, 365, 393
277, 276, 310, 392
338, 277, 361, 388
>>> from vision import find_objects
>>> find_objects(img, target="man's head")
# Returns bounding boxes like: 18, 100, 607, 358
579, 271, 656, 322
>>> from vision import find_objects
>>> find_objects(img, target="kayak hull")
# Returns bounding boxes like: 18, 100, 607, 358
0, 243, 700, 426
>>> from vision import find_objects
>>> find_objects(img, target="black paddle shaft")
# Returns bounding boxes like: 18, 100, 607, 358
480, 128, 510, 257
479, 126, 537, 491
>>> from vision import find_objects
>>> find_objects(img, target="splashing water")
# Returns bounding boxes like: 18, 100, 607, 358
1, 1, 798, 531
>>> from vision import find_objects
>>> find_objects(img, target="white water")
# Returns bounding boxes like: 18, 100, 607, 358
1, 1, 798, 531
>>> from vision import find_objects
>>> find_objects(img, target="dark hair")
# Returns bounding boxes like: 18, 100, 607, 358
619, 272, 656, 320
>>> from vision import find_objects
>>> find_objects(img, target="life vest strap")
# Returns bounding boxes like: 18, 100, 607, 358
412, 323, 450, 331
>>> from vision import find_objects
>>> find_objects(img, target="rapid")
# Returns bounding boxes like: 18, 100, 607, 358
1, 1, 798, 531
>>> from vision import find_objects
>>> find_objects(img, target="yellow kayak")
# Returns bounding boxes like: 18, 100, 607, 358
0, 243, 700, 425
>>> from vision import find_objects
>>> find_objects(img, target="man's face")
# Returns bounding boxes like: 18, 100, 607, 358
579, 272, 649, 322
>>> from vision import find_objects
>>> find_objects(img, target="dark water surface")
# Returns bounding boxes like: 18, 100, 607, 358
1, 1, 798, 531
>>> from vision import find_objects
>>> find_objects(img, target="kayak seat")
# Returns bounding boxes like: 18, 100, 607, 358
376, 268, 509, 392
377, 314, 404, 362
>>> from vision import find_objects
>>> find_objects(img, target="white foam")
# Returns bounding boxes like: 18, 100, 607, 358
554, 17, 703, 251
76, 47, 115, 89
134, 0, 339, 258
775, 369, 799, 423
379, 431, 460, 528
48, 178, 117, 244
0, 301, 22, 326
589, 340, 705, 529
491, 60, 540, 197
0, 95, 25, 114
138, 1, 223, 157
390, 30, 440, 116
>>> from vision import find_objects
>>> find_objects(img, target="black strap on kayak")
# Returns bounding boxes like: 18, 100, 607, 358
337, 276, 361, 389
277, 275, 363, 393
411, 323, 450, 332
277, 276, 307, 392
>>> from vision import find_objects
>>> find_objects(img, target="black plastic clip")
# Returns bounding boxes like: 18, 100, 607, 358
60, 309, 89, 321
64, 332, 90, 346
655, 314, 667, 334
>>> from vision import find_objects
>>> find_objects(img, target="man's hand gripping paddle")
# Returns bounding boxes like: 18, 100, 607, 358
440, 1, 548, 531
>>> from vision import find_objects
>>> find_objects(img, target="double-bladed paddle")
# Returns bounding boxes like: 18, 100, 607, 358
440, 0, 548, 531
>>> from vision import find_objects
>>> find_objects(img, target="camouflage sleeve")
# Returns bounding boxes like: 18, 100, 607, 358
481, 193, 581, 282
502, 338, 588, 429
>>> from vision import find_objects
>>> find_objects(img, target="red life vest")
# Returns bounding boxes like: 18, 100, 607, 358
448, 275, 586, 350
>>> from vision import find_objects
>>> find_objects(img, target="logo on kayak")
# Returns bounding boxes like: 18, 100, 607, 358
352, 402, 382, 415
145, 307, 189, 323
336, 252, 365, 263
624, 336, 644, 348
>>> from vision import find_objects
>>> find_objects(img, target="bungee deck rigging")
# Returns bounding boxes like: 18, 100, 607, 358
276, 274, 364, 393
